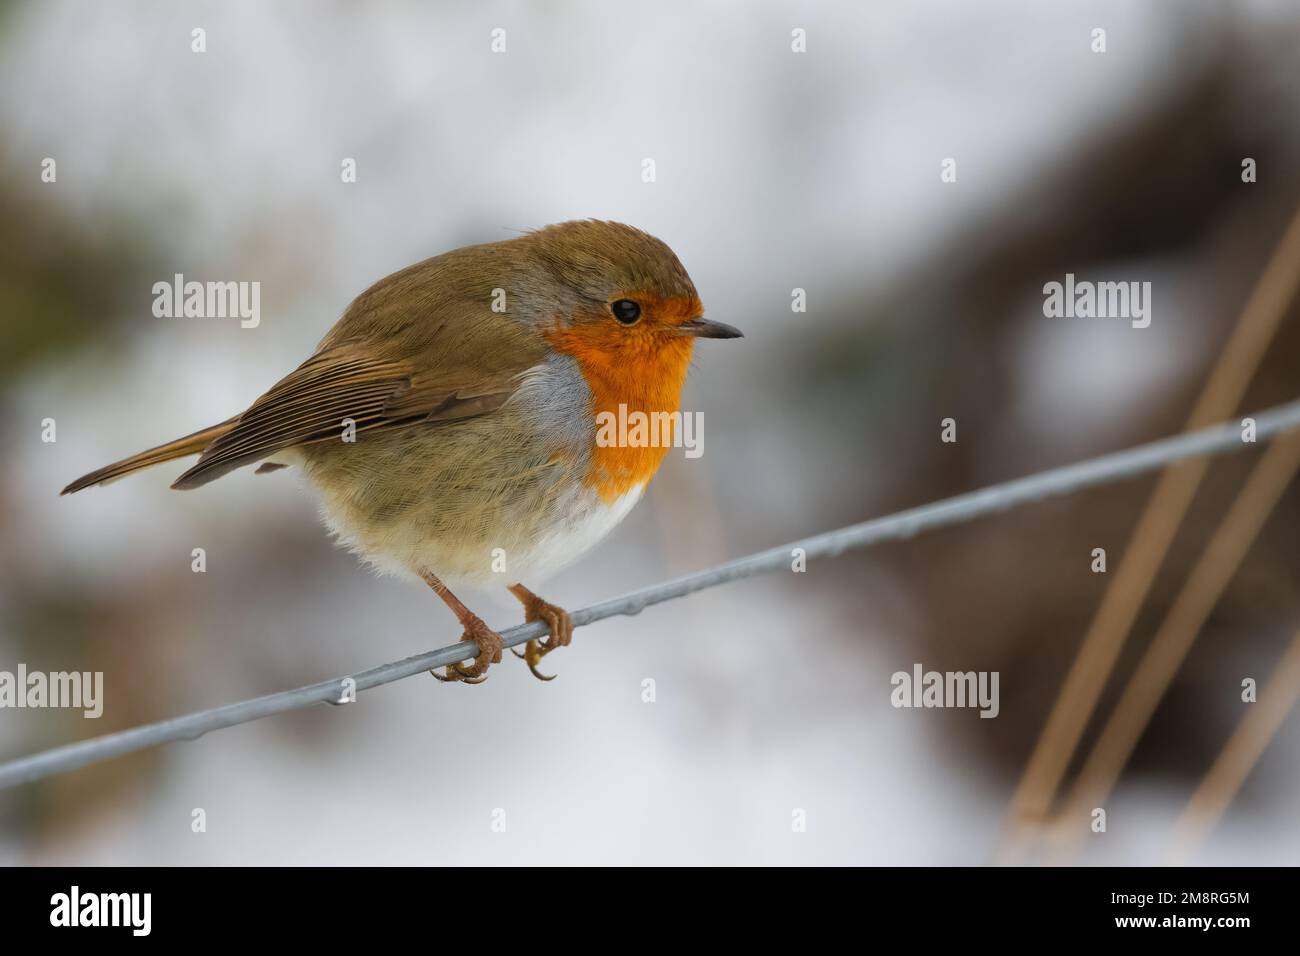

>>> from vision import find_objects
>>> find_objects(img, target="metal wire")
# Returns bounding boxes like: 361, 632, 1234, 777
2, 398, 1299, 790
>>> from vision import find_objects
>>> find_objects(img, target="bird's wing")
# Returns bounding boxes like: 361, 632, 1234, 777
171, 327, 546, 490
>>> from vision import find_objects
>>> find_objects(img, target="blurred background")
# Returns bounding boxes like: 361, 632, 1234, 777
1, 0, 1298, 865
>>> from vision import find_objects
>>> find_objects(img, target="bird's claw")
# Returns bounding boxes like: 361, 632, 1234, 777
430, 663, 488, 684
511, 640, 558, 681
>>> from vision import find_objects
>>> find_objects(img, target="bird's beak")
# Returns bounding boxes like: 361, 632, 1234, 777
678, 317, 743, 339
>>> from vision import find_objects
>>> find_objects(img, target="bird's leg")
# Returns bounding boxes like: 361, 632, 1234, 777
507, 583, 573, 681
421, 570, 503, 684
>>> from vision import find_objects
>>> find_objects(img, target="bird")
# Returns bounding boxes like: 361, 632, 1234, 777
62, 220, 742, 683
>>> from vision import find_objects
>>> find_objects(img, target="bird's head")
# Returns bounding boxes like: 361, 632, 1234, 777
521, 220, 741, 374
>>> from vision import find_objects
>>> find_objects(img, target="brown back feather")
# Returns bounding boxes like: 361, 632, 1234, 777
61, 223, 616, 496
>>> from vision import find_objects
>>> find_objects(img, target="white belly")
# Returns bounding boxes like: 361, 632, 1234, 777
307, 468, 645, 592
497, 482, 645, 586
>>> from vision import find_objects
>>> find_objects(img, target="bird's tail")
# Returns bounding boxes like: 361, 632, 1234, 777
60, 416, 240, 495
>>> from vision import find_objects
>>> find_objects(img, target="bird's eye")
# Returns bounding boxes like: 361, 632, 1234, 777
611, 299, 641, 325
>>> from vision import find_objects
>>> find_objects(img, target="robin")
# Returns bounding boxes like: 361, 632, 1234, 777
62, 220, 742, 682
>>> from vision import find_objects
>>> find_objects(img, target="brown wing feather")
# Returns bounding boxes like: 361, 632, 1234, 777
169, 346, 527, 490
171, 348, 417, 489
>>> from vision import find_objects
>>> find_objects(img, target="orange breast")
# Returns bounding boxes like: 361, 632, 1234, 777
544, 300, 698, 502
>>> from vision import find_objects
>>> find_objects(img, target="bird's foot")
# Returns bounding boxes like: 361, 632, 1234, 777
431, 614, 504, 684
419, 569, 503, 685
508, 583, 572, 681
